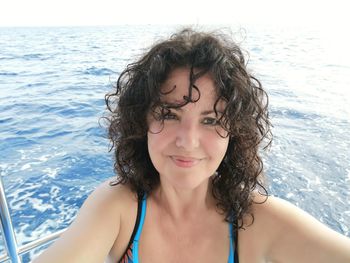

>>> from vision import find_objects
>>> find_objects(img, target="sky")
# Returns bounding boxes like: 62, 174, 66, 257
0, 0, 348, 28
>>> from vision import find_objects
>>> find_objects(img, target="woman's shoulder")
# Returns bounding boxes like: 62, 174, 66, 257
33, 178, 138, 263
76, 178, 138, 220
249, 193, 301, 224
89, 179, 138, 208
247, 193, 345, 245
238, 193, 350, 263
248, 194, 333, 235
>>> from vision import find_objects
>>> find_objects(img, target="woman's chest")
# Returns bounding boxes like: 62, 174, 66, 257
138, 215, 232, 263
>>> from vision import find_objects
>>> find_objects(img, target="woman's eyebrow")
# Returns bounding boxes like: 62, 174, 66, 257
170, 108, 224, 115
201, 110, 224, 116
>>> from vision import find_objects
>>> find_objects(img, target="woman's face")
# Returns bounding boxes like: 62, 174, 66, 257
147, 68, 229, 190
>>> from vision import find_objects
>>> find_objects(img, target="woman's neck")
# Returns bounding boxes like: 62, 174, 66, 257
151, 177, 217, 222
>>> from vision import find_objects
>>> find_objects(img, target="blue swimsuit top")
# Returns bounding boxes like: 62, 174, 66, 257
118, 194, 239, 263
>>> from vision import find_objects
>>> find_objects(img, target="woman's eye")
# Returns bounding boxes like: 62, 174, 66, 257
202, 117, 219, 126
163, 112, 178, 120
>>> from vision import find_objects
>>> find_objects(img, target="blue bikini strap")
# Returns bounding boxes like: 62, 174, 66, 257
132, 195, 147, 263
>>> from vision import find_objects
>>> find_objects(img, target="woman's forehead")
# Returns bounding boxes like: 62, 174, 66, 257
160, 67, 219, 103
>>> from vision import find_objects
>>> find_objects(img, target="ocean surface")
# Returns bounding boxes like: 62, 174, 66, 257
0, 25, 349, 262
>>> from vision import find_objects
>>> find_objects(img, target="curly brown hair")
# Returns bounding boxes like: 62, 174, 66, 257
105, 27, 272, 229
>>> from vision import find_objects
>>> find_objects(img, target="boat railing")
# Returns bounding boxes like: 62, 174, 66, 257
0, 176, 65, 263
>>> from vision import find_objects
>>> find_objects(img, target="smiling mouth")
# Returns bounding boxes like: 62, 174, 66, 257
170, 156, 202, 168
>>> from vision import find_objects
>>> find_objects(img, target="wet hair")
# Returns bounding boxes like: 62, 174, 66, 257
105, 27, 272, 229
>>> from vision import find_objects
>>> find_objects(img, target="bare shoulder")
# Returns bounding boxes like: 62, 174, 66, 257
85, 179, 137, 210
33, 179, 137, 263
239, 193, 350, 263
69, 179, 137, 229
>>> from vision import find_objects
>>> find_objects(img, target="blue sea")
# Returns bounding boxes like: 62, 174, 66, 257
0, 25, 349, 262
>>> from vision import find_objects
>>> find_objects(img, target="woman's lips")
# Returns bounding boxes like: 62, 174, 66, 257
170, 156, 202, 168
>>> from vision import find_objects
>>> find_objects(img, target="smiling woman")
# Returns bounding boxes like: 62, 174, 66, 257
147, 68, 230, 190
32, 27, 350, 263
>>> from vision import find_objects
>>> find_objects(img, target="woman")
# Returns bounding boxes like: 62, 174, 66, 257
34, 28, 350, 263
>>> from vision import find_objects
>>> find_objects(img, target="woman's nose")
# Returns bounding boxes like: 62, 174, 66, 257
175, 119, 200, 150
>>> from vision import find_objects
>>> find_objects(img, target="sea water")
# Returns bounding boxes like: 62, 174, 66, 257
0, 25, 349, 262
